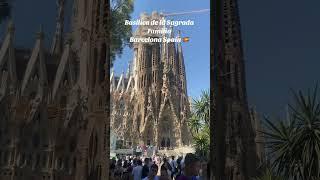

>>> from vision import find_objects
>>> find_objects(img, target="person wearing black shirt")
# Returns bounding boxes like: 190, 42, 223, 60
142, 158, 150, 179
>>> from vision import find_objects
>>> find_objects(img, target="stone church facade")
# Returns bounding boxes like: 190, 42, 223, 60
0, 0, 110, 179
110, 12, 192, 149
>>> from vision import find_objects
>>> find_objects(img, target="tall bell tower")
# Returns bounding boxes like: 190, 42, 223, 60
71, 0, 108, 92
214, 0, 258, 179
70, 0, 110, 180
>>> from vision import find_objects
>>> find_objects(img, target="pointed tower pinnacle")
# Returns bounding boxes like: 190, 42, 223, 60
177, 30, 187, 94
36, 25, 45, 39
7, 20, 15, 33
51, 0, 65, 56
126, 62, 132, 78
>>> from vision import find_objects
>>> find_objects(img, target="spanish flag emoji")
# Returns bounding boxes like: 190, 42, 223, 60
182, 37, 190, 42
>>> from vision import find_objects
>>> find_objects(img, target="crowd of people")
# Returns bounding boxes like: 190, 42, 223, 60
109, 153, 209, 180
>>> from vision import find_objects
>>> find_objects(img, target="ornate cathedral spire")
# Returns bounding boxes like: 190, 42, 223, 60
215, 0, 258, 178
0, 21, 17, 88
126, 61, 132, 78
21, 26, 48, 96
177, 30, 187, 95
51, 0, 65, 56
168, 26, 179, 82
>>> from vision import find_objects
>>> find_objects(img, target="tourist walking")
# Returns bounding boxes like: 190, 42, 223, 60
115, 159, 125, 179
176, 153, 201, 180
160, 166, 171, 180
169, 156, 177, 179
142, 158, 150, 179
162, 157, 172, 178
132, 160, 143, 180
142, 164, 160, 180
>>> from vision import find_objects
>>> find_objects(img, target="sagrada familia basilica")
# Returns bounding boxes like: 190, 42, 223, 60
110, 12, 192, 149
0, 0, 110, 179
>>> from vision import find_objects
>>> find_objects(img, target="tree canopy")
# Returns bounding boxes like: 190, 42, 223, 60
262, 86, 320, 180
110, 0, 134, 67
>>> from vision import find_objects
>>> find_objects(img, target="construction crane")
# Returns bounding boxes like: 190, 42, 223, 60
163, 9, 210, 17
158, 9, 209, 41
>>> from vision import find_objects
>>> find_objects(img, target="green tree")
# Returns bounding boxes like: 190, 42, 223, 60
193, 90, 210, 125
0, 0, 12, 24
262, 86, 320, 180
193, 128, 210, 160
110, 0, 134, 66
189, 90, 210, 160
188, 114, 202, 137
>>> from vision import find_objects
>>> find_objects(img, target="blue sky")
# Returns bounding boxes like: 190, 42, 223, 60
113, 0, 210, 99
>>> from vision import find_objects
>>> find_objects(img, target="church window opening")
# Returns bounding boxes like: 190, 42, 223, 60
35, 153, 40, 167
73, 157, 77, 169
21, 153, 26, 166
229, 168, 234, 180
27, 154, 32, 166
233, 42, 237, 48
238, 113, 242, 126
161, 138, 165, 148
29, 92, 36, 100
104, 123, 107, 150
48, 154, 52, 168
166, 138, 171, 147
70, 138, 77, 152
137, 117, 141, 132
58, 157, 62, 169
83, 0, 88, 19
65, 157, 69, 171
32, 133, 40, 148
94, 135, 98, 157
42, 153, 47, 167
119, 98, 125, 109
60, 95, 67, 107
230, 137, 237, 154
92, 48, 98, 88
4, 151, 8, 165
234, 63, 239, 98
226, 61, 231, 83
95, 0, 101, 33
99, 43, 107, 82
116, 140, 124, 149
